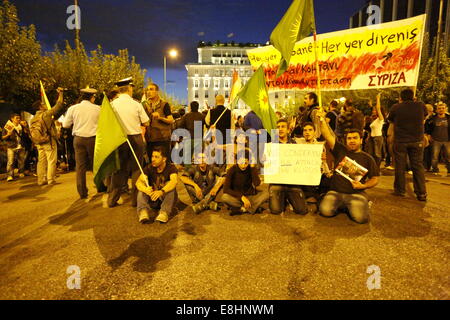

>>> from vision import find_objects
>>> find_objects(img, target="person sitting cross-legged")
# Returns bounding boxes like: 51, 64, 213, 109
135, 146, 178, 224
316, 109, 380, 224
269, 119, 308, 215
222, 149, 269, 216
180, 152, 226, 214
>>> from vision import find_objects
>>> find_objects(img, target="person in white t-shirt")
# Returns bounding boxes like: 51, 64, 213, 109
366, 93, 385, 168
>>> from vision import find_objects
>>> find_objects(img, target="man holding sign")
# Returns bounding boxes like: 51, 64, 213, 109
316, 110, 379, 224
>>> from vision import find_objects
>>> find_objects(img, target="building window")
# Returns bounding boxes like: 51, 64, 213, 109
225, 80, 229, 88
204, 79, 209, 88
195, 91, 198, 99
194, 80, 199, 88
214, 79, 220, 89
205, 91, 209, 98
225, 91, 229, 99
275, 92, 279, 99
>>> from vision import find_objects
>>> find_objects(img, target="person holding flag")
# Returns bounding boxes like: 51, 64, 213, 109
105, 77, 150, 208
30, 86, 66, 186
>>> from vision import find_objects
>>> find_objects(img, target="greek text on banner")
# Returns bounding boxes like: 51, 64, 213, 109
247, 15, 426, 91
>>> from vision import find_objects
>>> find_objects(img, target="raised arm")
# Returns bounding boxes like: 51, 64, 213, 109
375, 93, 384, 121
316, 109, 336, 150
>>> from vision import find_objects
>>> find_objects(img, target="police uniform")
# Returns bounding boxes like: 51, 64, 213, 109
108, 77, 150, 207
63, 87, 100, 198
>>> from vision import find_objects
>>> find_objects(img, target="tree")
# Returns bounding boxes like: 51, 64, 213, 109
0, 0, 44, 110
417, 34, 450, 103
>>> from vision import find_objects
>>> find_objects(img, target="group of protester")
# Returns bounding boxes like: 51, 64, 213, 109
2, 78, 449, 225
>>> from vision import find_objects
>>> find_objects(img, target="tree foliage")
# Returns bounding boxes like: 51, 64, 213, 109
0, 0, 147, 110
0, 0, 43, 110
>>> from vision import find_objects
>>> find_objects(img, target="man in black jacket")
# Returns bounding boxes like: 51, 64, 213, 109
176, 101, 205, 164
425, 102, 450, 176
205, 95, 233, 146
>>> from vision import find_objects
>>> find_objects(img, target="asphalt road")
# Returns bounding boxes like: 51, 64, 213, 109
0, 168, 449, 300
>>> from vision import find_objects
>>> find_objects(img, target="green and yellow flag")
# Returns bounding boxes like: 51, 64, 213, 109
39, 80, 51, 110
270, 0, 316, 78
237, 66, 277, 136
93, 95, 128, 190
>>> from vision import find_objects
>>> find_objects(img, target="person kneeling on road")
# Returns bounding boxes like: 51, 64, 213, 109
135, 147, 178, 224
316, 109, 379, 224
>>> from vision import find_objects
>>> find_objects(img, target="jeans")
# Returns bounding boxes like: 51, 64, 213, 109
319, 190, 370, 224
393, 141, 427, 196
136, 189, 177, 216
431, 140, 450, 172
269, 184, 307, 214
74, 136, 95, 198
221, 190, 269, 214
366, 136, 384, 168
6, 147, 26, 177
36, 140, 57, 185
108, 135, 145, 207
185, 184, 215, 204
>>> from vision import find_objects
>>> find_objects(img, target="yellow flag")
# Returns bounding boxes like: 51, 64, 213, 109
40, 81, 51, 110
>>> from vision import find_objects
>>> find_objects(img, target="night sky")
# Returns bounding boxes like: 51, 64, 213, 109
11, 0, 367, 102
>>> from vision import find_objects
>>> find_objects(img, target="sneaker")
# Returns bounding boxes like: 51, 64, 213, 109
138, 209, 151, 224
18, 173, 25, 178
192, 204, 202, 214
407, 171, 413, 175
391, 191, 406, 197
417, 195, 427, 202
229, 208, 242, 216
208, 201, 219, 211
385, 166, 395, 170
155, 210, 169, 223
7, 176, 13, 182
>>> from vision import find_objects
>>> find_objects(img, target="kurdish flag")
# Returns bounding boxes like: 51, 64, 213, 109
40, 80, 51, 110
270, 0, 316, 78
237, 66, 277, 136
93, 95, 127, 190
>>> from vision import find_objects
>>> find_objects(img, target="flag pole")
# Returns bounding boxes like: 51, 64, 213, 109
313, 31, 323, 109
106, 92, 149, 187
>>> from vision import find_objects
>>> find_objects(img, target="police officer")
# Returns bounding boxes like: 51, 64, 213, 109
108, 77, 150, 207
63, 87, 100, 199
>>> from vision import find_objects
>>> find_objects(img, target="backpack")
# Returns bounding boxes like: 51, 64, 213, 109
30, 113, 50, 144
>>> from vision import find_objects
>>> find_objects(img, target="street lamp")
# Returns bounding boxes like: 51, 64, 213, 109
164, 49, 178, 94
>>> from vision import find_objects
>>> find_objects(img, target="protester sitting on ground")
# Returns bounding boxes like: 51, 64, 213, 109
222, 149, 269, 216
135, 146, 178, 224
316, 109, 379, 224
269, 119, 308, 215
296, 122, 332, 213
2, 113, 27, 181
180, 152, 226, 214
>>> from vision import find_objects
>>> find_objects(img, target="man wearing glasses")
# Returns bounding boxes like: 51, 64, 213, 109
63, 87, 100, 199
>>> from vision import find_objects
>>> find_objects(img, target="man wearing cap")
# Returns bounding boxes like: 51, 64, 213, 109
108, 77, 150, 207
143, 83, 174, 162
63, 87, 100, 199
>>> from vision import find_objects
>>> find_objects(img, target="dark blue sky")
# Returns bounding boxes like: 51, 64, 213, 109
11, 0, 366, 102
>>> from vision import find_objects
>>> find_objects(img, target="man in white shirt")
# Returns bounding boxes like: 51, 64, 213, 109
108, 77, 150, 207
63, 87, 100, 199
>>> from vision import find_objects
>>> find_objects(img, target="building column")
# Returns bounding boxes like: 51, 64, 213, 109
349, 16, 353, 28
380, 0, 385, 22
358, 10, 363, 27
392, 0, 398, 21
446, 0, 450, 55
425, 0, 432, 34
407, 0, 413, 18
